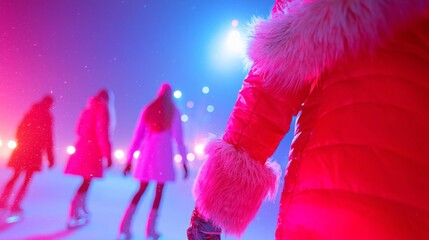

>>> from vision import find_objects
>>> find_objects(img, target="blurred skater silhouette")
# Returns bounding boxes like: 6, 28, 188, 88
117, 83, 188, 240
0, 95, 55, 222
64, 89, 114, 229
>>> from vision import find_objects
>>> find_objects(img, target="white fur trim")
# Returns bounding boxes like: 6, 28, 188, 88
247, 0, 429, 94
193, 138, 281, 236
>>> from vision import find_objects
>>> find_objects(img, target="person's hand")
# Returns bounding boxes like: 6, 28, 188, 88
123, 163, 132, 176
106, 157, 113, 169
183, 163, 189, 180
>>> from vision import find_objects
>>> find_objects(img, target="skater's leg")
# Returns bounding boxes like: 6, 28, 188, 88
131, 181, 149, 205
67, 178, 92, 229
0, 170, 21, 209
0, 170, 21, 222
9, 170, 34, 212
70, 178, 92, 218
2, 171, 33, 224
77, 178, 92, 193
118, 182, 149, 239
151, 183, 164, 210
146, 183, 165, 240
77, 178, 92, 215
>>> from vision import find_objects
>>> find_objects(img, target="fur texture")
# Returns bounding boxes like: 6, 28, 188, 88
193, 139, 281, 236
247, 0, 429, 95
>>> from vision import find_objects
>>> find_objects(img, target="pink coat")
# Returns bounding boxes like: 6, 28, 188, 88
64, 97, 112, 179
193, 0, 429, 239
127, 107, 186, 183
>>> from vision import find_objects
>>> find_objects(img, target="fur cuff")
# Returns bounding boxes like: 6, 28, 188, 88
193, 138, 281, 236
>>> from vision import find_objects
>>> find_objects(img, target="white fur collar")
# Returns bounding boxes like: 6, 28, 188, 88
247, 0, 429, 94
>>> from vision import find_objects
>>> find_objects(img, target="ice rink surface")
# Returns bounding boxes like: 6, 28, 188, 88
0, 161, 280, 240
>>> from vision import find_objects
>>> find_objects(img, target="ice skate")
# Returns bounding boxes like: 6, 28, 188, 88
146, 231, 160, 240
67, 207, 89, 229
5, 210, 23, 224
146, 210, 161, 240
67, 192, 91, 229
66, 214, 89, 229
1, 207, 23, 225
116, 232, 132, 240
117, 203, 137, 240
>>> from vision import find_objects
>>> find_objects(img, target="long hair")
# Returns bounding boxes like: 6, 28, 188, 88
143, 83, 174, 132
94, 88, 116, 134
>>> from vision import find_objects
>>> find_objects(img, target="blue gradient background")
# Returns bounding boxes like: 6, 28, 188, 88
0, 0, 283, 161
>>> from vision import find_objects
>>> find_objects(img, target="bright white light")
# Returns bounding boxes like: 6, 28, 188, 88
0, 140, 2, 147
181, 114, 189, 122
174, 154, 183, 163
133, 150, 140, 159
202, 86, 210, 94
231, 19, 239, 27
66, 146, 76, 155
186, 101, 194, 108
173, 90, 182, 99
207, 105, 214, 113
114, 149, 126, 164
114, 149, 125, 159
194, 143, 205, 157
209, 26, 247, 72
226, 30, 245, 53
7, 140, 16, 149
187, 153, 196, 162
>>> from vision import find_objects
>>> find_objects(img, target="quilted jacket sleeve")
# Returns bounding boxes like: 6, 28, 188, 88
192, 71, 310, 236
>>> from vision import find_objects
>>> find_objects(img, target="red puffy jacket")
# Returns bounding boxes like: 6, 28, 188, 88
193, 0, 429, 239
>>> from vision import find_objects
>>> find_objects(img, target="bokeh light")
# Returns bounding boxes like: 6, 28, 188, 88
186, 101, 194, 108
202, 86, 210, 94
66, 145, 76, 155
231, 19, 239, 27
7, 140, 17, 149
173, 90, 182, 99
133, 150, 140, 159
174, 154, 183, 163
187, 153, 196, 162
226, 29, 245, 53
114, 149, 126, 164
194, 143, 205, 158
181, 114, 189, 122
114, 149, 125, 159
207, 105, 214, 113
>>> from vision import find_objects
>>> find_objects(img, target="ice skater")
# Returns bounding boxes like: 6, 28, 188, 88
0, 95, 55, 224
64, 89, 114, 229
117, 83, 188, 240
